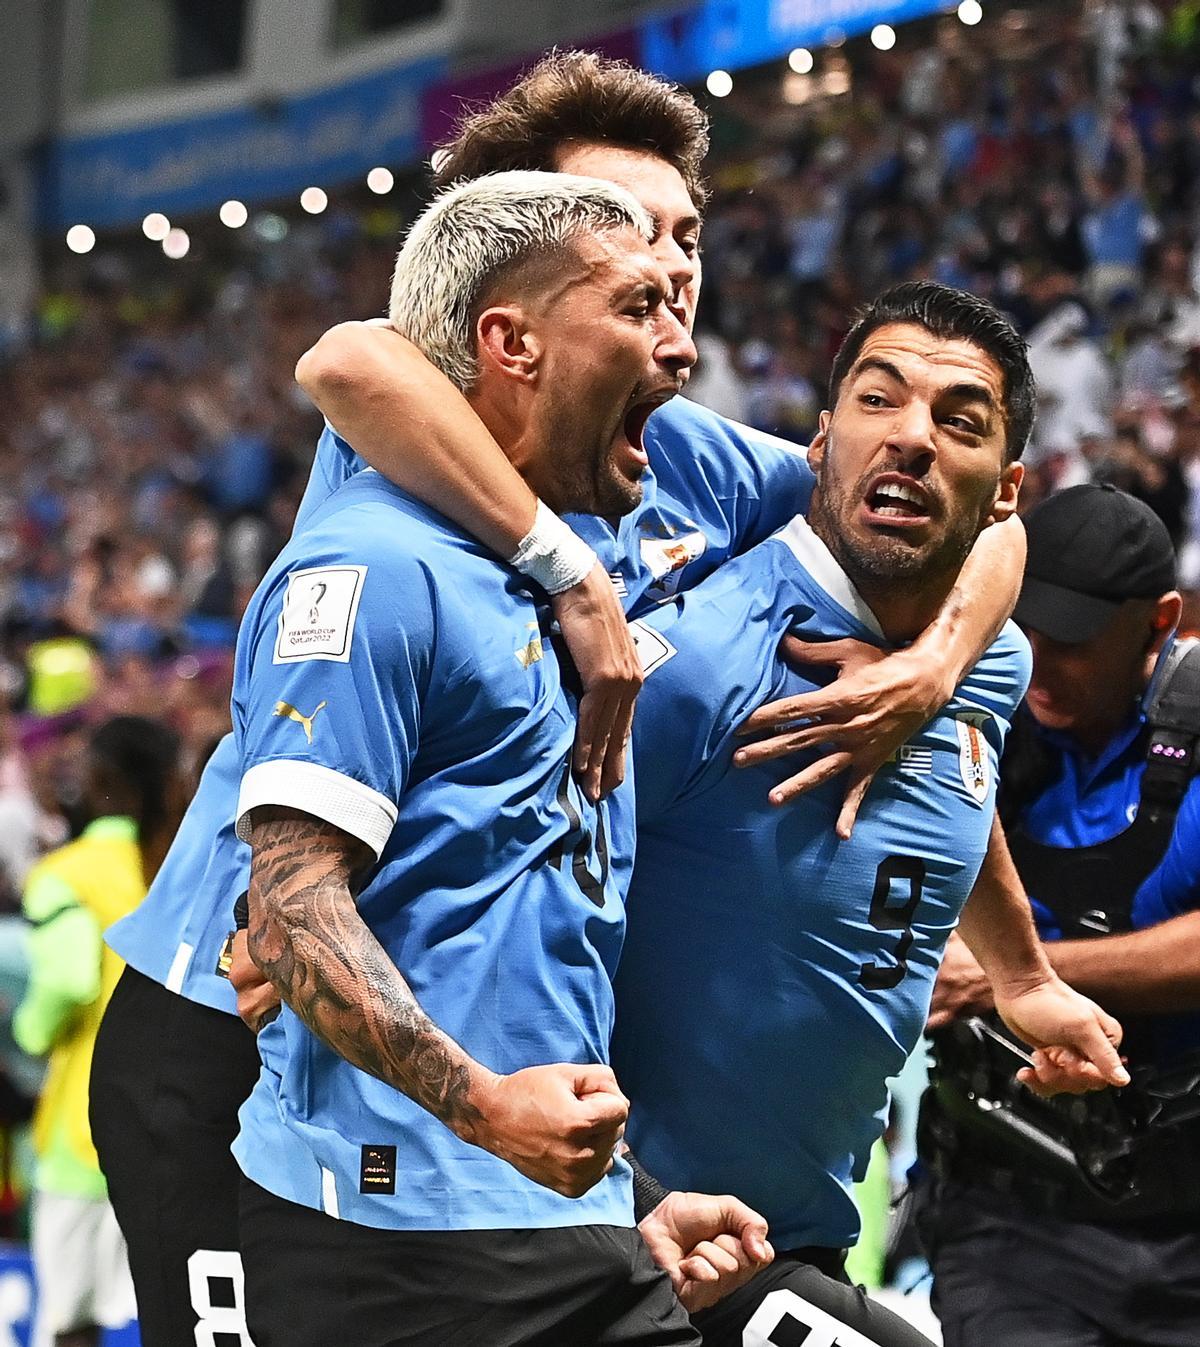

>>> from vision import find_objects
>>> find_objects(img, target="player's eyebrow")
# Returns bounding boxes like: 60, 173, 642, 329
940, 380, 999, 412
852, 356, 907, 387
648, 210, 703, 240
854, 357, 998, 413
612, 276, 664, 308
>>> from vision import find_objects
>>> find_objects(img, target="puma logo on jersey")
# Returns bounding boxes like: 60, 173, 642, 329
273, 700, 327, 743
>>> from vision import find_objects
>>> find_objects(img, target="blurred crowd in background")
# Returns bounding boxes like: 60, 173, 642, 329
0, 0, 1198, 923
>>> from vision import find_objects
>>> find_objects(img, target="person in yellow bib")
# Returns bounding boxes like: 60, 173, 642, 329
13, 716, 183, 1347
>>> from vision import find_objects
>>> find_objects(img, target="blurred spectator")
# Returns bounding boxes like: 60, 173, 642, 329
1094, 423, 1190, 543
1026, 301, 1113, 462
13, 716, 184, 1347
0, 0, 1194, 827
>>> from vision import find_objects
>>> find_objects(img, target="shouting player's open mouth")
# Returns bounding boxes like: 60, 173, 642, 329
612, 389, 675, 477
860, 472, 933, 530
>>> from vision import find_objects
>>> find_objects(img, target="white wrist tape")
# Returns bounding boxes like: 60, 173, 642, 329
508, 501, 598, 596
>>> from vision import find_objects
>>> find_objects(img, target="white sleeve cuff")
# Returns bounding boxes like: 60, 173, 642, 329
236, 760, 398, 860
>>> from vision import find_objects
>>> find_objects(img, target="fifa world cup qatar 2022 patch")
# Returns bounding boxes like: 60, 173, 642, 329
955, 711, 991, 804
274, 564, 367, 663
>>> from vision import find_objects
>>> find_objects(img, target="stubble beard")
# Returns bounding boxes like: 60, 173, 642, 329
558, 440, 644, 520
810, 443, 990, 601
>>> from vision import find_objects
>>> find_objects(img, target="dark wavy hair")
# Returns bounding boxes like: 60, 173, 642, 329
433, 50, 711, 210
828, 281, 1036, 462
88, 715, 181, 843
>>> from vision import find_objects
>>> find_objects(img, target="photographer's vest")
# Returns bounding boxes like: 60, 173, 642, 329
923, 640, 1200, 1219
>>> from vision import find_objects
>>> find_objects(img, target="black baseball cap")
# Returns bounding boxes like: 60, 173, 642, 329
1014, 483, 1177, 644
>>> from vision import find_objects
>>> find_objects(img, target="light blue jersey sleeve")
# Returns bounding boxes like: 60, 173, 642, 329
646, 397, 816, 552
953, 621, 1033, 725
293, 424, 368, 533
569, 396, 815, 615
233, 494, 435, 861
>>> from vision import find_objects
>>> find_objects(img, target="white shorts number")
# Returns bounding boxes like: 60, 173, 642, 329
743, 1288, 883, 1347
187, 1248, 254, 1346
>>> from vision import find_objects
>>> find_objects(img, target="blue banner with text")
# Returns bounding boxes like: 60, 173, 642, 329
43, 55, 446, 231
638, 0, 949, 85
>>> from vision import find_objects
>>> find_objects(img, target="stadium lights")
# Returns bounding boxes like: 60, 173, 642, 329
367, 167, 394, 194
871, 23, 897, 49
958, 0, 983, 23
300, 187, 328, 214
142, 212, 170, 241
706, 69, 734, 97
788, 47, 814, 74
220, 200, 249, 228
162, 227, 190, 259
66, 225, 95, 254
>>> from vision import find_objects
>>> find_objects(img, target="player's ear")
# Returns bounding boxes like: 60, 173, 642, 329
987, 461, 1024, 525
477, 306, 542, 384
807, 410, 831, 472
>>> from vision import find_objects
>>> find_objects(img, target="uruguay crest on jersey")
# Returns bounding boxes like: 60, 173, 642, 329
955, 711, 991, 804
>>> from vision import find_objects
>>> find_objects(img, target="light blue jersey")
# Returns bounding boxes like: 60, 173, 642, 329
231, 470, 632, 1231
571, 396, 814, 611
105, 424, 359, 1008
107, 403, 812, 1013
613, 517, 1031, 1252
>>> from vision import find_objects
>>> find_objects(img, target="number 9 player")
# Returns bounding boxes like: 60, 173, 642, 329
610, 282, 1128, 1347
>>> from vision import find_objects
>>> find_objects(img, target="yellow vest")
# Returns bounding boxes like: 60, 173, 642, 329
27, 820, 145, 1191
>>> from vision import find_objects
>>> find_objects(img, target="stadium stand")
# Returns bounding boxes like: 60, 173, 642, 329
0, 4, 1198, 1337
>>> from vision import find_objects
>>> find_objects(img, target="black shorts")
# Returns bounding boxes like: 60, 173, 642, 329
693, 1248, 937, 1347
239, 1176, 700, 1347
90, 966, 262, 1347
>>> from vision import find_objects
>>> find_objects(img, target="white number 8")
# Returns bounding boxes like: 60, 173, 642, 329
743, 1288, 883, 1347
187, 1249, 255, 1346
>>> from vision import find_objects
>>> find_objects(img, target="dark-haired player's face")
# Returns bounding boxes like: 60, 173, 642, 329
553, 143, 702, 338
809, 322, 1021, 589
527, 226, 696, 518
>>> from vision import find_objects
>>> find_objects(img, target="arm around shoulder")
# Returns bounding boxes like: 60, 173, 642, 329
295, 321, 538, 555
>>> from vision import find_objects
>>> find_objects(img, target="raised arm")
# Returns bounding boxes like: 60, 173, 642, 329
734, 514, 1026, 834
297, 322, 639, 802
246, 804, 627, 1197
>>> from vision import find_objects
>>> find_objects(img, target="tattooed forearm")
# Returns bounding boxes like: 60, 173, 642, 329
246, 806, 485, 1137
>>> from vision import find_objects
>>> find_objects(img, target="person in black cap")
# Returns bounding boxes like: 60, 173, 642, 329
914, 482, 1200, 1347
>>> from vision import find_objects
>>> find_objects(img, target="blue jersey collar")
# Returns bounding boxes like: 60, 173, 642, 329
772, 516, 885, 640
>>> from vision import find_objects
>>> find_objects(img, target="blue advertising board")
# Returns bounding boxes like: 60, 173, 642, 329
639, 0, 951, 84
43, 54, 446, 231
0, 1244, 138, 1346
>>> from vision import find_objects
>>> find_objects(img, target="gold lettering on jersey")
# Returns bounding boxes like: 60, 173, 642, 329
273, 699, 328, 744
